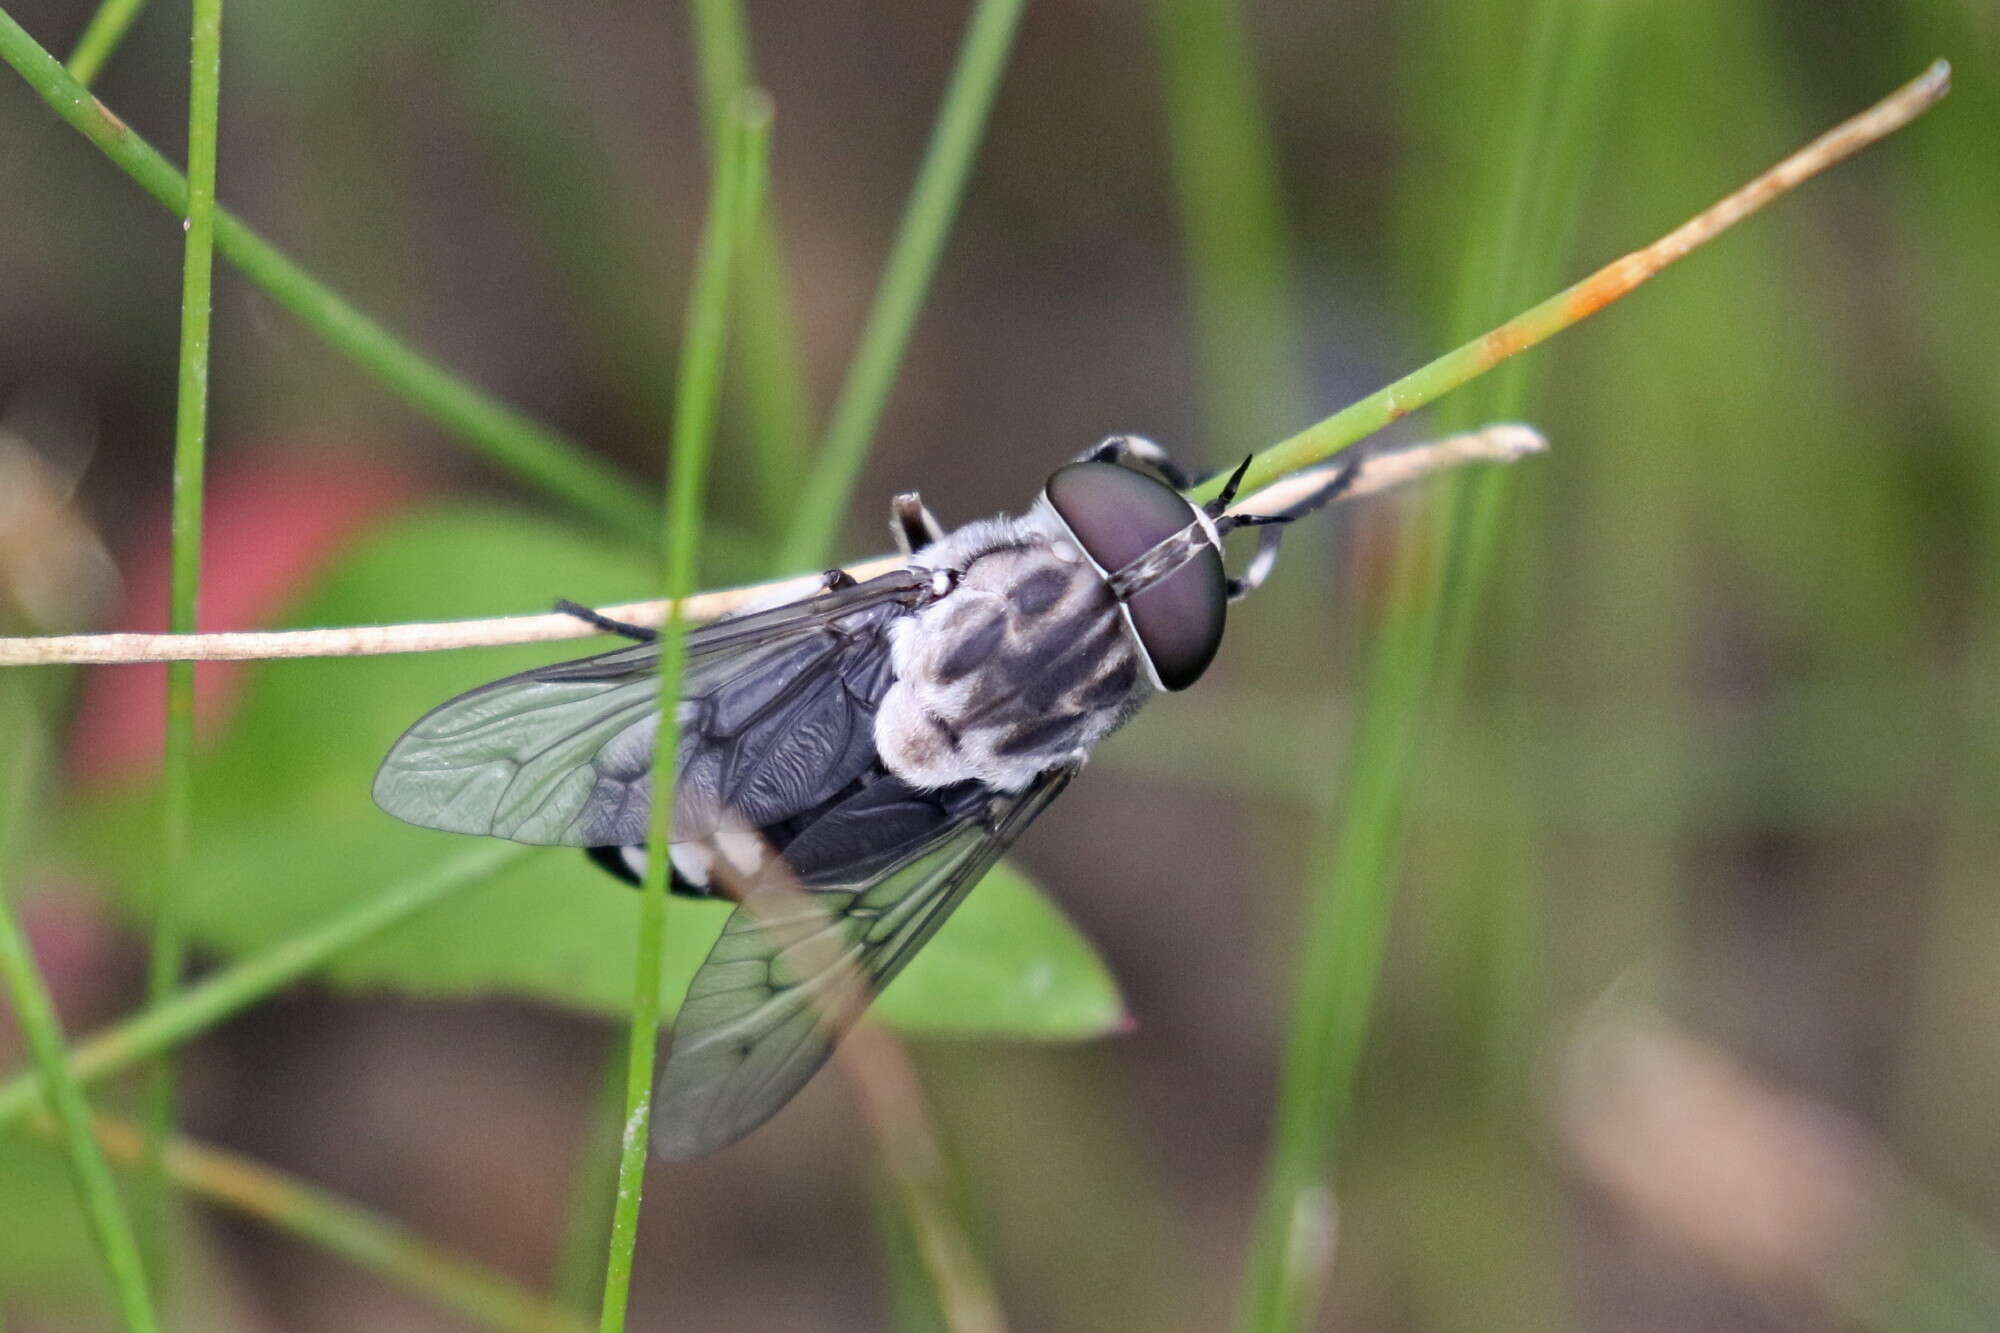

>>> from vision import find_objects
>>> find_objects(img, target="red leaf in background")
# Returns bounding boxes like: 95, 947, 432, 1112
68, 445, 424, 783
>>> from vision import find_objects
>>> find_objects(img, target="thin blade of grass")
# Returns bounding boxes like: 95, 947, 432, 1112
65, 0, 147, 85
0, 690, 159, 1332
874, 1172, 951, 1333
1148, 0, 1305, 447
551, 7, 811, 1304
0, 905, 157, 1332
0, 428, 1532, 677
1231, 52, 1947, 1333
0, 431, 1541, 669
1364, 2, 1617, 1323
1426, 0, 1617, 685
1419, 0, 1618, 1106
692, 0, 815, 518
551, 1047, 626, 1314
550, 9, 812, 1285
1889, 7, 2000, 1259
778, 0, 1028, 570
0, 843, 525, 1134
446, 8, 687, 478
141, 0, 223, 1283
595, 91, 766, 1333
16, 1108, 594, 1333
1377, 12, 1619, 1324
0, 4, 655, 543
685, 13, 1008, 1321
838, 1024, 1008, 1333
1189, 59, 1952, 505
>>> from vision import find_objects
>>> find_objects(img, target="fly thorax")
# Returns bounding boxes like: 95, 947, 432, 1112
876, 540, 1151, 792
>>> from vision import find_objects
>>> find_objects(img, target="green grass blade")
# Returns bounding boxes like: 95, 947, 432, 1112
1419, 1, 1617, 1132
1231, 6, 1614, 1329
596, 92, 766, 1333
1426, 2, 1617, 695
65, 0, 147, 85
551, 1049, 626, 1314
1231, 587, 1429, 1332
1187, 58, 1951, 508
1148, 0, 1305, 447
0, 906, 159, 1332
874, 1171, 950, 1333
444, 9, 687, 474
140, 0, 224, 1283
1890, 9, 2000, 1266
0, 843, 525, 1134
552, 2, 802, 1296
0, 4, 655, 543
778, 0, 1027, 570
689, 0, 751, 144
685, 26, 1014, 1320
1377, 10, 1618, 1323
0, 695, 159, 1332
31, 1109, 593, 1333
691, 0, 815, 519
733, 216, 817, 521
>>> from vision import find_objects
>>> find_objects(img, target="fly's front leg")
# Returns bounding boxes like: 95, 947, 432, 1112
553, 599, 657, 642
1216, 452, 1364, 602
1226, 528, 1285, 602
891, 491, 945, 557
1278, 450, 1365, 517
1077, 434, 1193, 490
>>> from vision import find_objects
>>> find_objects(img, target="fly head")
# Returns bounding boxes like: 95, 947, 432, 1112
1043, 461, 1227, 691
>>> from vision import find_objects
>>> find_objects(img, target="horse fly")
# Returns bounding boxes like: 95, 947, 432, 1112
374, 436, 1357, 1158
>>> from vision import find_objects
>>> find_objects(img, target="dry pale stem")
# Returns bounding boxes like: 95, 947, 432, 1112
0, 426, 1544, 667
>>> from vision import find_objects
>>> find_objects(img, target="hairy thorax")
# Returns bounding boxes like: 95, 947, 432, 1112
877, 521, 1152, 793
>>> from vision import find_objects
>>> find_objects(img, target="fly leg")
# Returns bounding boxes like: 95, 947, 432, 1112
891, 491, 945, 557
552, 599, 657, 642
1077, 434, 1194, 490
1217, 451, 1365, 602
1224, 528, 1286, 602
1255, 448, 1366, 520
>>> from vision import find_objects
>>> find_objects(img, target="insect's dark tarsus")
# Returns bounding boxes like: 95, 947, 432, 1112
375, 436, 1317, 1157
553, 599, 657, 643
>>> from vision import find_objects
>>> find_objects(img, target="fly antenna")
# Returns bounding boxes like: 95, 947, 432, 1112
1202, 455, 1257, 518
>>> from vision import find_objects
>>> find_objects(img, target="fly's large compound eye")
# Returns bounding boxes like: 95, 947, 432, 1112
1044, 461, 1226, 691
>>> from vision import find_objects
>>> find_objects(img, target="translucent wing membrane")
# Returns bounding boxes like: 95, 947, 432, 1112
373, 571, 932, 846
652, 766, 1073, 1159
376, 566, 1083, 1158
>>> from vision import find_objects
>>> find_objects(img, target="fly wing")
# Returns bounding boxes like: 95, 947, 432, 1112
372, 571, 929, 846
652, 766, 1074, 1159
